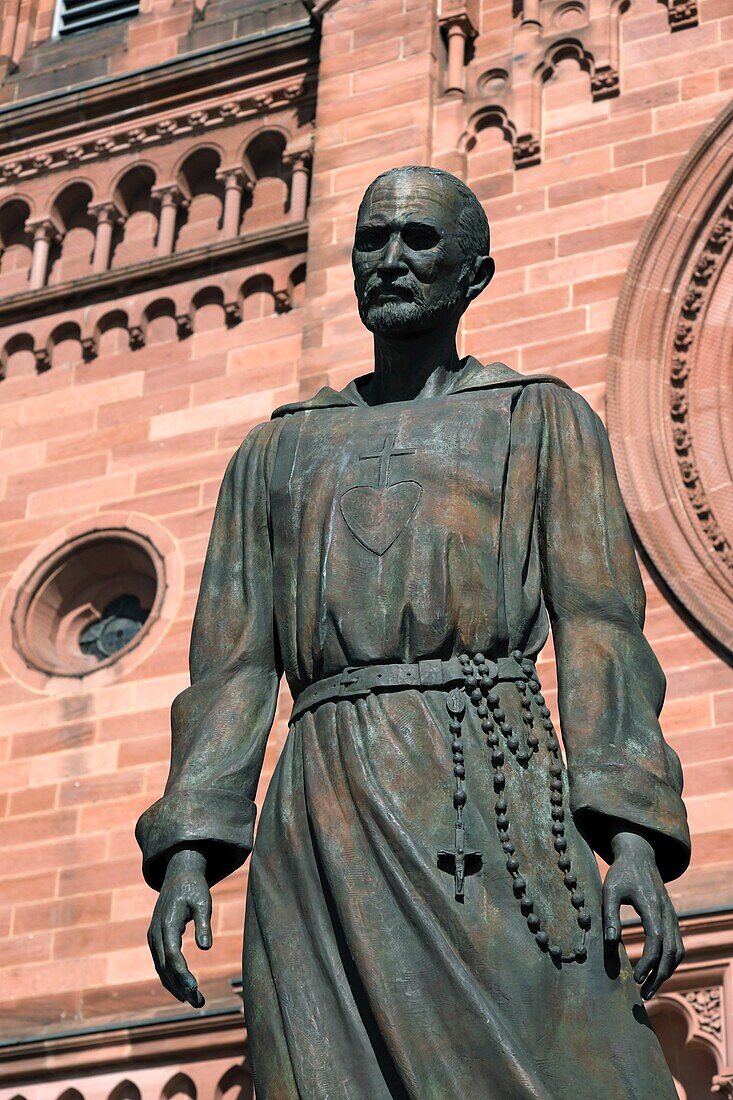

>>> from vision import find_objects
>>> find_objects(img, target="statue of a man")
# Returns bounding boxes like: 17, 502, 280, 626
137, 166, 691, 1098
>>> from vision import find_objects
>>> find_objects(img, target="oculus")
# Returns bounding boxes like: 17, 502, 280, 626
10, 528, 162, 677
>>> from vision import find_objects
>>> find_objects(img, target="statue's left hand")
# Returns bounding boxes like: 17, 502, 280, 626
602, 829, 685, 1000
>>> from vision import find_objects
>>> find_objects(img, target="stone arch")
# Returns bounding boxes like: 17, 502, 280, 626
240, 272, 276, 321
537, 36, 595, 83
215, 1063, 253, 1099
1, 331, 35, 378
649, 996, 721, 1099
463, 105, 517, 153
191, 285, 225, 332
93, 308, 130, 357
0, 197, 33, 292
113, 163, 157, 267
142, 297, 178, 345
49, 180, 95, 284
176, 146, 224, 251
462, 105, 518, 185
108, 1080, 142, 1100
243, 129, 289, 229
48, 320, 83, 369
160, 1072, 197, 1100
608, 97, 733, 656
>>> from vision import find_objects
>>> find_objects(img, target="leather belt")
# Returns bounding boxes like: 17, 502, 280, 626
289, 654, 528, 725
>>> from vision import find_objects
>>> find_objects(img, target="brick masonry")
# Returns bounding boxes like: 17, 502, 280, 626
0, 0, 733, 1094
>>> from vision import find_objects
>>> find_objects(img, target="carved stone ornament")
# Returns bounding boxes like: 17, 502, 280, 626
0, 79, 313, 184
683, 986, 723, 1044
608, 98, 733, 655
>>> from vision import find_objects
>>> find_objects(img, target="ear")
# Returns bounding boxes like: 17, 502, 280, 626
464, 254, 495, 305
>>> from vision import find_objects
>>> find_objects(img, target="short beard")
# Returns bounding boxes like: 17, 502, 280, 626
359, 285, 465, 336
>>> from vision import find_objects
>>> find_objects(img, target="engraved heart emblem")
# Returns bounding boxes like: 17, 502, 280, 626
340, 481, 422, 556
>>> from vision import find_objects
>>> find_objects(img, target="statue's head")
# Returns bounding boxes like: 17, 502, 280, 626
352, 165, 495, 338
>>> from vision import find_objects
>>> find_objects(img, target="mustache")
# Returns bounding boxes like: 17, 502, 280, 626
362, 276, 425, 307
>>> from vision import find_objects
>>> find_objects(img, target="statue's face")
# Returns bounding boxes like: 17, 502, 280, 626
352, 171, 470, 336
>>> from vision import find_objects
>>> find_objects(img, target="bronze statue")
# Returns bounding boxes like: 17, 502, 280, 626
137, 166, 691, 1098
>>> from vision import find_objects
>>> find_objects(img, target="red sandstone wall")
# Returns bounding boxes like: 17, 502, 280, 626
0, 0, 732, 1066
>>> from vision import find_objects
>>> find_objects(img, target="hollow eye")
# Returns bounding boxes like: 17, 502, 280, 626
355, 226, 389, 252
402, 224, 440, 251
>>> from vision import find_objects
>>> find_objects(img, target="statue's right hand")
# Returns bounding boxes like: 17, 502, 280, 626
147, 847, 212, 1008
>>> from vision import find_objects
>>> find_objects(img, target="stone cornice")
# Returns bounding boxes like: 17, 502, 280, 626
0, 1004, 244, 1087
0, 21, 316, 158
0, 221, 307, 329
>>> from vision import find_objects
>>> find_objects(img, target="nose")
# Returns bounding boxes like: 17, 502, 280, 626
378, 232, 408, 273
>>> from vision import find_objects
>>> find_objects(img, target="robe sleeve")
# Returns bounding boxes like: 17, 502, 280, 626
135, 422, 281, 890
537, 384, 691, 882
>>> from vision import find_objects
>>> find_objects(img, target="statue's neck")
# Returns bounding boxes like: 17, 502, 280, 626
365, 328, 463, 405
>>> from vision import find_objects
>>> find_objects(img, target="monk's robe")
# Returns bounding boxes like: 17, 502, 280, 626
137, 358, 690, 1100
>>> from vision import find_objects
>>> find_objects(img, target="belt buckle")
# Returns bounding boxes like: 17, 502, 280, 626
338, 666, 368, 699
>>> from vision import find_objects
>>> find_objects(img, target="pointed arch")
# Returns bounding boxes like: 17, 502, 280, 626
108, 1081, 142, 1100
160, 1071, 197, 1100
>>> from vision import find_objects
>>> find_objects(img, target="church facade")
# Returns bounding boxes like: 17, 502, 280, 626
0, 0, 731, 1097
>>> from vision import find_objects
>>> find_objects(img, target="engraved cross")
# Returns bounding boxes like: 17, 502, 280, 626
359, 434, 415, 488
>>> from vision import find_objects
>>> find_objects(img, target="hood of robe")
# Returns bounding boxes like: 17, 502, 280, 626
271, 358, 568, 419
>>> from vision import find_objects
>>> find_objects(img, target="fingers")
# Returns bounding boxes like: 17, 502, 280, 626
148, 916, 186, 1004
602, 877, 622, 943
673, 919, 686, 970
193, 891, 213, 952
633, 904, 663, 994
642, 904, 685, 1001
162, 915, 204, 1008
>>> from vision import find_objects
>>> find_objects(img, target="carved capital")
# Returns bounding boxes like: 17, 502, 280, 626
176, 313, 193, 340
128, 325, 145, 350
81, 336, 98, 362
224, 301, 242, 327
89, 201, 125, 226
34, 347, 50, 372
215, 166, 253, 192
513, 133, 541, 169
283, 149, 312, 174
274, 289, 292, 314
591, 66, 620, 102
152, 184, 188, 210
438, 0, 478, 38
27, 217, 60, 242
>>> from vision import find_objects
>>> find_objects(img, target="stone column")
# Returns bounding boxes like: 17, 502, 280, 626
216, 167, 252, 238
90, 202, 123, 274
153, 185, 186, 256
438, 2, 478, 95
27, 219, 58, 290
285, 152, 312, 222
521, 0, 540, 26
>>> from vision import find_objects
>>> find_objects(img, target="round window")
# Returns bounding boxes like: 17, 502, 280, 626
11, 529, 164, 678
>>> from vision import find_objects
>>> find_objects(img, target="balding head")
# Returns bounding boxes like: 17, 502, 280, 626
358, 166, 490, 265
352, 165, 494, 338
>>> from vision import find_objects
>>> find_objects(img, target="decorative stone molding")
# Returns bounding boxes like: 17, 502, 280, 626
0, 80, 313, 185
608, 98, 733, 656
452, 0, 698, 170
684, 987, 723, 1044
0, 514, 183, 694
0, 995, 249, 1098
0, 248, 307, 379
